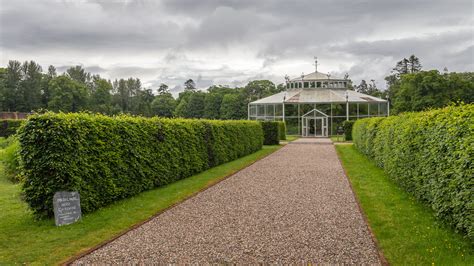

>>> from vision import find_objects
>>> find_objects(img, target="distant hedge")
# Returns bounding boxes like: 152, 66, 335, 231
278, 121, 286, 140
260, 121, 280, 145
18, 113, 263, 217
0, 120, 24, 137
342, 120, 355, 141
353, 104, 473, 239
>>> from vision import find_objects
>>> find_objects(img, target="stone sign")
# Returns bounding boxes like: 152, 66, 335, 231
53, 191, 81, 226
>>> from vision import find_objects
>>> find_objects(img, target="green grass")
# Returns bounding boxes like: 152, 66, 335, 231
335, 144, 473, 265
285, 135, 299, 141
0, 145, 281, 265
330, 135, 349, 143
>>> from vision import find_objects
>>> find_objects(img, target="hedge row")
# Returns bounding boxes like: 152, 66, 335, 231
353, 104, 473, 239
342, 120, 355, 141
260, 121, 280, 145
18, 113, 264, 217
278, 121, 286, 140
0, 119, 24, 137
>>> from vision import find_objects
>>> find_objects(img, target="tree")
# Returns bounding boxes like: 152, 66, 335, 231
390, 70, 474, 113
89, 77, 113, 113
48, 75, 88, 112
220, 93, 246, 119
19, 60, 43, 112
243, 80, 278, 102
151, 93, 176, 117
203, 85, 234, 119
407, 55, 422, 73
157, 83, 169, 95
184, 79, 196, 91
66, 66, 91, 84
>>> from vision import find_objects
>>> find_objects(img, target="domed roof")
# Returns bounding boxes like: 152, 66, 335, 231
290, 71, 345, 81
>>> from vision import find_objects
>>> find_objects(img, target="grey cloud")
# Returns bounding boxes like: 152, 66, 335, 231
0, 0, 472, 91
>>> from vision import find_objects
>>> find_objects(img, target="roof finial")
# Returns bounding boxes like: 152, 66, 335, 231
314, 56, 318, 72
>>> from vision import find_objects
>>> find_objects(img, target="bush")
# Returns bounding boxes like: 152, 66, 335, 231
352, 104, 474, 239
0, 120, 24, 137
342, 120, 355, 141
18, 113, 264, 218
1, 137, 20, 182
278, 121, 286, 140
260, 121, 280, 145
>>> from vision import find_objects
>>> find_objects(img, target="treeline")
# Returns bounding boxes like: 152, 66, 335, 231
354, 55, 474, 114
0, 60, 284, 119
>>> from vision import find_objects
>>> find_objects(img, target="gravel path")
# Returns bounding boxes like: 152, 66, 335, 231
74, 138, 381, 264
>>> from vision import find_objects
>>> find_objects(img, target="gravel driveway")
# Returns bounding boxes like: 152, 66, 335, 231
74, 138, 381, 264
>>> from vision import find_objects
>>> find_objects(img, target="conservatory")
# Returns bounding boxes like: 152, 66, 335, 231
248, 70, 389, 136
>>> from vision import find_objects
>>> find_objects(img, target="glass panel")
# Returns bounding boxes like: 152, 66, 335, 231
317, 104, 331, 115
275, 104, 283, 116
284, 104, 298, 117
249, 105, 257, 116
331, 117, 346, 136
379, 102, 388, 115
316, 82, 321, 88
370, 103, 379, 115
266, 104, 274, 116
257, 105, 265, 116
349, 103, 358, 116
331, 103, 346, 116
285, 118, 300, 135
359, 103, 369, 116
300, 104, 314, 115
310, 81, 315, 88
304, 82, 309, 88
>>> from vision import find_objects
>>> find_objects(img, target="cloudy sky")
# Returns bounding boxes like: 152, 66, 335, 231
1, 0, 473, 94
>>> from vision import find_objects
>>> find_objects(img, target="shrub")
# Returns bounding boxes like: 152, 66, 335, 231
260, 121, 280, 145
18, 113, 263, 218
342, 120, 355, 141
352, 104, 474, 239
1, 137, 20, 182
0, 120, 24, 137
278, 121, 286, 140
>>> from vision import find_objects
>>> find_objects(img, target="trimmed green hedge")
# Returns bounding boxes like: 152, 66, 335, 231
18, 113, 263, 217
0, 120, 24, 137
342, 120, 355, 141
278, 121, 286, 140
260, 121, 280, 145
353, 104, 473, 239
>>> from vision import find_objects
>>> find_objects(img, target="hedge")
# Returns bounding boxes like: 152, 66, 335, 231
353, 104, 473, 239
0, 119, 24, 137
342, 120, 355, 141
278, 121, 286, 140
18, 113, 264, 218
260, 121, 280, 145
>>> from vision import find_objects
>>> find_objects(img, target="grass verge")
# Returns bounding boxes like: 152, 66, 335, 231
0, 145, 281, 265
285, 135, 299, 142
335, 144, 473, 265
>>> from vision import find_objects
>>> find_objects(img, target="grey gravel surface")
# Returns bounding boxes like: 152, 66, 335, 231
75, 138, 381, 264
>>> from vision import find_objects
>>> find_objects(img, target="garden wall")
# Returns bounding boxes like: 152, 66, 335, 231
18, 113, 263, 217
353, 104, 473, 239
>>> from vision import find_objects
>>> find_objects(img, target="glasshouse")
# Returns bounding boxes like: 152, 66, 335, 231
248, 69, 389, 136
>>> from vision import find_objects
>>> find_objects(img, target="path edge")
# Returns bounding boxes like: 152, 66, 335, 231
61, 145, 286, 266
333, 142, 390, 266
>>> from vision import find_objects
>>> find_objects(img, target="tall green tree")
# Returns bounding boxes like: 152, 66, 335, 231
66, 66, 91, 84
391, 70, 474, 113
184, 79, 196, 91
157, 83, 169, 95
48, 75, 88, 112
151, 93, 176, 117
220, 93, 246, 119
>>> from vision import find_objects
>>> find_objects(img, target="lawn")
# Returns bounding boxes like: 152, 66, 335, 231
335, 144, 473, 265
285, 135, 299, 142
0, 144, 281, 265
